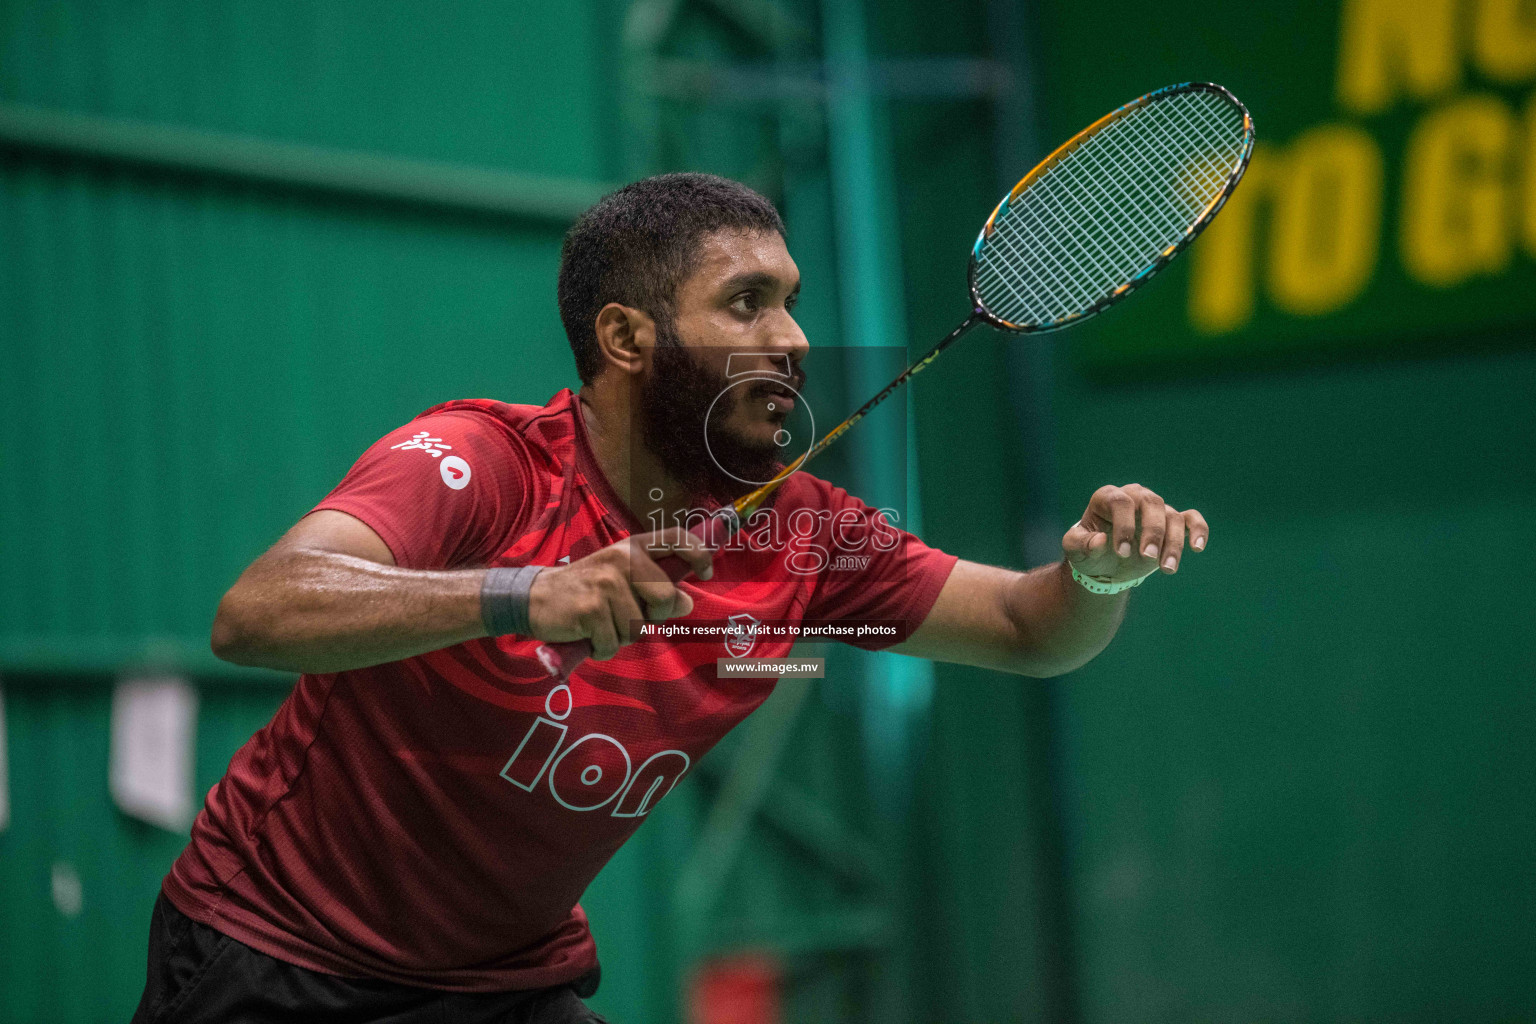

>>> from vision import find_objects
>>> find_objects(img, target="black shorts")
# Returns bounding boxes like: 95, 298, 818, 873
130, 893, 608, 1024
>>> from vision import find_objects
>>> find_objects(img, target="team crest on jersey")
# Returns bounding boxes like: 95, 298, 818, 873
724, 613, 761, 658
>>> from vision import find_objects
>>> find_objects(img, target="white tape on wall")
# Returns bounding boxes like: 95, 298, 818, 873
110, 675, 198, 831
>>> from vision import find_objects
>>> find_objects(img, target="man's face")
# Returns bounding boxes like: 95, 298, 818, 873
637, 229, 809, 501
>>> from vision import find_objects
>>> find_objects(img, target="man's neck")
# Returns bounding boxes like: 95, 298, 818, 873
576, 386, 703, 530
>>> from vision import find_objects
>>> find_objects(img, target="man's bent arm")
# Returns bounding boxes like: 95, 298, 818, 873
210, 511, 490, 674
892, 560, 1129, 678
892, 483, 1208, 677
211, 510, 711, 674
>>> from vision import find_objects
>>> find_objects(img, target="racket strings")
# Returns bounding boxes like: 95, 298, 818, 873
1054, 92, 1240, 258
982, 98, 1230, 320
982, 92, 1243, 323
1009, 99, 1224, 293
975, 88, 1248, 327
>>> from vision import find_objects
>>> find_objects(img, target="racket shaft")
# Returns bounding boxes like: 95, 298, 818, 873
733, 313, 982, 517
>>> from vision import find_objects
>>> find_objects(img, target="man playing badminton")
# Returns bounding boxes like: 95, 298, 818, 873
134, 173, 1208, 1024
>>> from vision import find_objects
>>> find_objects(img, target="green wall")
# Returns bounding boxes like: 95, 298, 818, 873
0, 676, 285, 1022
4, 1, 1534, 1023
1033, 0, 1536, 1018
0, 0, 612, 674
1052, 350, 1536, 1021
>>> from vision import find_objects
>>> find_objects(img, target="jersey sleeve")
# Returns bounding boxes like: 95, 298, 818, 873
799, 482, 959, 651
311, 411, 534, 570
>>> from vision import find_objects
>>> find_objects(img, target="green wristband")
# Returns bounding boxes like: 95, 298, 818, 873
1068, 560, 1154, 595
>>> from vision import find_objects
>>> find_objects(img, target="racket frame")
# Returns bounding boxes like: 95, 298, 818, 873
969, 81, 1255, 334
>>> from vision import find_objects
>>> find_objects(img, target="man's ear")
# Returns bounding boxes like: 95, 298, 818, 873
593, 303, 653, 378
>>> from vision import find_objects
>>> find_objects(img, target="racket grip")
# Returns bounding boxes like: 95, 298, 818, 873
532, 515, 735, 681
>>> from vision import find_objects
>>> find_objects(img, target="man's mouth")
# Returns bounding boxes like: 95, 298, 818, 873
757, 384, 796, 417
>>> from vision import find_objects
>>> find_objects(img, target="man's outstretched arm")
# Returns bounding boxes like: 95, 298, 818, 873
892, 483, 1208, 677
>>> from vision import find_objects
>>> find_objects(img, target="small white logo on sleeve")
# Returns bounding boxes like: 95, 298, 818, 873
390, 431, 453, 458
439, 456, 472, 490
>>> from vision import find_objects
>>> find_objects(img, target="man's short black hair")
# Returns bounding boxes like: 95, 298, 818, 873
557, 172, 786, 384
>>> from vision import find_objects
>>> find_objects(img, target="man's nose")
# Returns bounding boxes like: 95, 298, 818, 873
781, 316, 810, 368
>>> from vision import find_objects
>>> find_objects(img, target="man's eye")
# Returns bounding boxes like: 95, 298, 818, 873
731, 293, 758, 313
786, 294, 799, 312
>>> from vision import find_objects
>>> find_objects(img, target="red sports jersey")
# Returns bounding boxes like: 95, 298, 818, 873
164, 388, 957, 992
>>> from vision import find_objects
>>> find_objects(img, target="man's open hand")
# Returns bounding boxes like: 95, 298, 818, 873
1062, 483, 1209, 583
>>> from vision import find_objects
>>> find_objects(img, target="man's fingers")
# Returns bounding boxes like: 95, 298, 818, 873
1185, 509, 1210, 551
1118, 491, 1142, 555
673, 588, 695, 618
630, 572, 693, 622
1159, 506, 1186, 572
609, 588, 648, 646
633, 529, 714, 581
627, 534, 701, 629
586, 606, 622, 660
1062, 523, 1096, 563
1074, 485, 1208, 579
1136, 496, 1168, 561
626, 542, 697, 621
1093, 485, 1142, 555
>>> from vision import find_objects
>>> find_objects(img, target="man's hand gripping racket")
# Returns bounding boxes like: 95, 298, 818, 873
534, 82, 1255, 680
530, 522, 734, 680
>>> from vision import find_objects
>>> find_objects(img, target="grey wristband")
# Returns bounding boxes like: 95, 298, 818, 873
481, 565, 547, 637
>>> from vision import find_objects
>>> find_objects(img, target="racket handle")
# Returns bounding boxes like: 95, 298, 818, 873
534, 639, 597, 680
533, 516, 734, 681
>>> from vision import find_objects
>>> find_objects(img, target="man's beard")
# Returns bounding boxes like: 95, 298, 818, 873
637, 322, 803, 505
